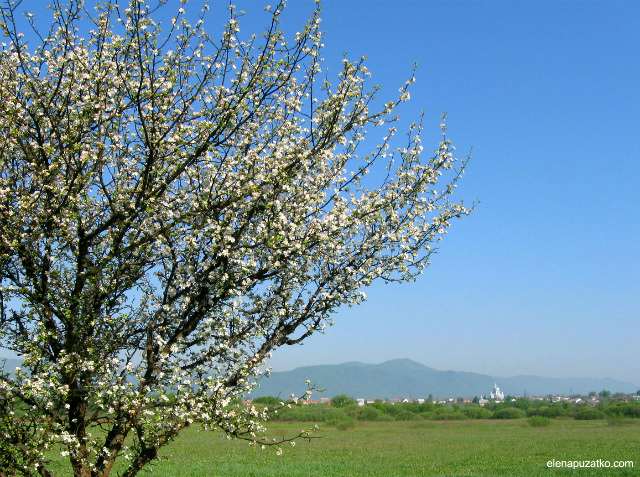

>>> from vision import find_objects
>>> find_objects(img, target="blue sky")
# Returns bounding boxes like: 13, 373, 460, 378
260, 0, 640, 386
3, 1, 638, 387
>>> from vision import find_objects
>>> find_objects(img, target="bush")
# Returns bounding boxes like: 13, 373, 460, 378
462, 406, 493, 419
527, 416, 553, 427
395, 410, 421, 421
493, 408, 525, 419
514, 398, 531, 410
358, 406, 389, 421
341, 404, 391, 421
332, 394, 358, 408
574, 409, 606, 420
342, 403, 364, 418
270, 405, 347, 422
527, 405, 567, 418
418, 402, 435, 413
605, 402, 640, 418
252, 396, 281, 405
379, 403, 404, 417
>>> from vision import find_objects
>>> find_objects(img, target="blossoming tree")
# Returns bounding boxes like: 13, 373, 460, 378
0, 0, 471, 475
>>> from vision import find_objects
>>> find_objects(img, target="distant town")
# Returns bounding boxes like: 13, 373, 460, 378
245, 383, 640, 407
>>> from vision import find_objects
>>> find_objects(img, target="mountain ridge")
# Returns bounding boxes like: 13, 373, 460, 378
249, 358, 639, 399
3, 357, 637, 398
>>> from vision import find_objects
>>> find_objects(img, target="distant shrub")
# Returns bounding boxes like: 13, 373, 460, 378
358, 406, 389, 421
419, 411, 435, 420
270, 405, 347, 422
342, 403, 364, 418
575, 409, 606, 420
395, 410, 420, 421
268, 407, 303, 421
418, 402, 435, 413
428, 406, 465, 420
340, 404, 391, 421
462, 406, 493, 419
252, 396, 281, 405
332, 394, 358, 408
513, 398, 531, 410
493, 408, 525, 419
605, 402, 640, 418
380, 404, 404, 417
527, 406, 567, 418
527, 416, 553, 427
317, 407, 349, 422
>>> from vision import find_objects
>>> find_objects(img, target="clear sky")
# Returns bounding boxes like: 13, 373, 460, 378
259, 0, 640, 386
3, 1, 639, 387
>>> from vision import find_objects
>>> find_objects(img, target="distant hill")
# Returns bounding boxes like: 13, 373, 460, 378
248, 359, 639, 399
4, 357, 637, 399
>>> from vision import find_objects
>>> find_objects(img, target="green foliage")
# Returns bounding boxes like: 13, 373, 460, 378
527, 416, 553, 427
270, 405, 347, 423
513, 398, 531, 410
604, 401, 640, 418
461, 406, 493, 419
360, 406, 389, 421
526, 404, 567, 418
331, 394, 358, 408
376, 403, 403, 417
395, 401, 434, 414
262, 398, 640, 426
343, 404, 391, 421
429, 406, 464, 420
325, 412, 355, 426
252, 396, 282, 405
394, 410, 421, 421
340, 403, 363, 417
492, 408, 525, 419
574, 409, 606, 420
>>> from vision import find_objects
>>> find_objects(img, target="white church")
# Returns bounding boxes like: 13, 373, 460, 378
490, 383, 504, 401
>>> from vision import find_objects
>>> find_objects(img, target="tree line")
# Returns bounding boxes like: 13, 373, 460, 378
251, 394, 640, 425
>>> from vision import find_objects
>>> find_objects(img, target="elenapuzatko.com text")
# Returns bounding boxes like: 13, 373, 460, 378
547, 459, 634, 469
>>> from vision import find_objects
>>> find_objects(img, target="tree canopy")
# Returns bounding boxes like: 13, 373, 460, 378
0, 0, 471, 475
331, 394, 357, 408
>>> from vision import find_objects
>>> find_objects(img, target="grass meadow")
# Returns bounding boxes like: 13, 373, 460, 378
138, 418, 640, 476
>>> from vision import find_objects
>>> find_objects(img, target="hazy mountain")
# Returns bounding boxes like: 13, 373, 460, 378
248, 359, 639, 399
4, 357, 636, 398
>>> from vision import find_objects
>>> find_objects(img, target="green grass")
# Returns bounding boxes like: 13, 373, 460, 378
144, 419, 639, 476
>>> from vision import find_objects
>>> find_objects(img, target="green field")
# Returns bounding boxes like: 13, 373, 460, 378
138, 419, 638, 476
